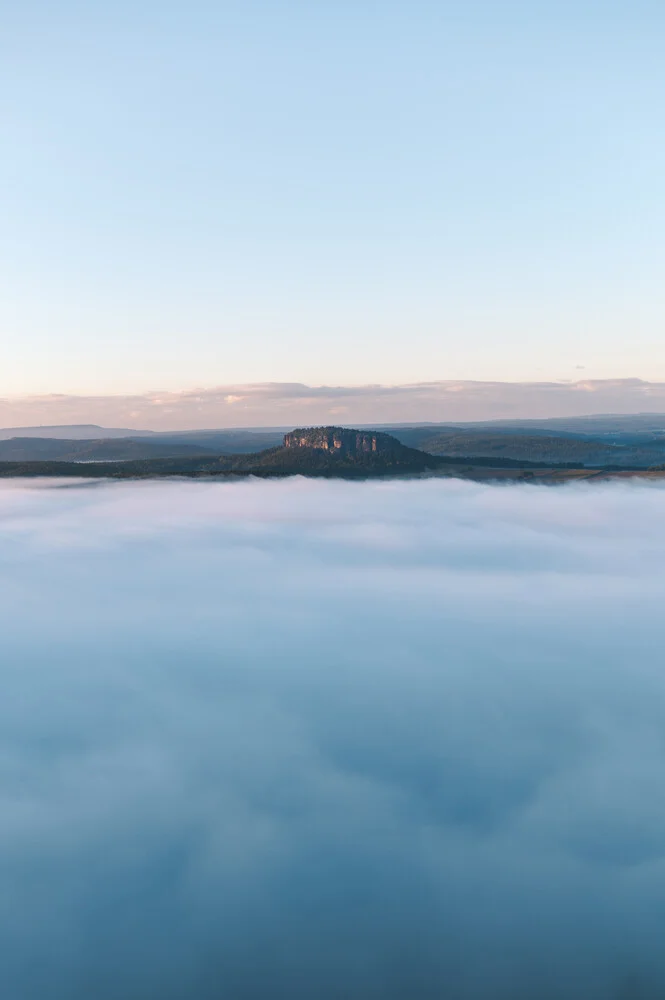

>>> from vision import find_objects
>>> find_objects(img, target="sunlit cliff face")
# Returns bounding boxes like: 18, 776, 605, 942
283, 427, 384, 453
1, 476, 665, 999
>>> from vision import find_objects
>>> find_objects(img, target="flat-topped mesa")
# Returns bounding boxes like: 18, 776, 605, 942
283, 426, 402, 456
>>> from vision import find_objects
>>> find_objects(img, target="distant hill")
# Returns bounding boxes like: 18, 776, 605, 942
379, 425, 665, 467
253, 426, 445, 473
461, 413, 665, 436
0, 426, 456, 479
4, 417, 665, 469
0, 437, 214, 462
0, 425, 286, 453
393, 430, 665, 467
0, 425, 604, 480
145, 429, 285, 453
377, 413, 665, 438
0, 426, 443, 471
0, 424, 152, 440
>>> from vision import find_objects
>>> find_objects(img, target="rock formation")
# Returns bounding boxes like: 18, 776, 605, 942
283, 426, 402, 456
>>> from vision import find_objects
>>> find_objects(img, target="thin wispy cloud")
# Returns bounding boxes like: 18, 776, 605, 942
1, 477, 665, 998
2, 378, 665, 431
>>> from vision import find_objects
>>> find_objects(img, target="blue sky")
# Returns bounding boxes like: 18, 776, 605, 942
2, 1, 663, 396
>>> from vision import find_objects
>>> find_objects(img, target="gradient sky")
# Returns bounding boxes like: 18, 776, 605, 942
2, 1, 663, 396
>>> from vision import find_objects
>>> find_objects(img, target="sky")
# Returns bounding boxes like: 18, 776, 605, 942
2, 0, 664, 401
2, 475, 665, 998
4, 377, 665, 430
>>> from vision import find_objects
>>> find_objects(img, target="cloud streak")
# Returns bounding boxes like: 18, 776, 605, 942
2, 477, 665, 997
2, 378, 665, 430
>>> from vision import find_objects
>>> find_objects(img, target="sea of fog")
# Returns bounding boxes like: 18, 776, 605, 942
1, 476, 665, 999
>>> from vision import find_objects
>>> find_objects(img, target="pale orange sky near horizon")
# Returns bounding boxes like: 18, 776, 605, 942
2, 378, 665, 431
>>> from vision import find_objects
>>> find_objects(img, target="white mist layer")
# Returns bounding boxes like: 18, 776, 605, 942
1, 477, 665, 999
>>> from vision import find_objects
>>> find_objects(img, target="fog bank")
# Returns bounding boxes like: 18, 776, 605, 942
1, 477, 665, 998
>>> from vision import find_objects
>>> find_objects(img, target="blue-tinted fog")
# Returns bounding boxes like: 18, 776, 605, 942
1, 477, 665, 998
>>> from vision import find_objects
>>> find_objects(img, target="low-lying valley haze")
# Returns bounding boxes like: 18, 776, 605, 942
2, 476, 665, 999
3, 0, 665, 996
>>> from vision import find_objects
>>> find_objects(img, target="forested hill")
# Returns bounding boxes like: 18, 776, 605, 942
3, 416, 665, 468
0, 426, 574, 479
0, 432, 443, 479
0, 424, 664, 482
